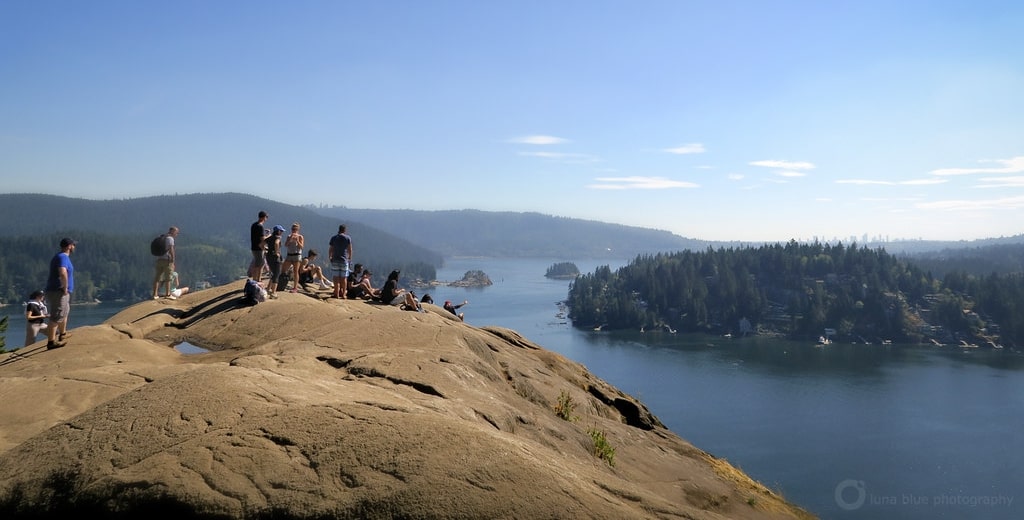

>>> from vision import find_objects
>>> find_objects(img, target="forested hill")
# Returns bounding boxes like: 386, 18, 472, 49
312, 207, 713, 258
566, 241, 1024, 349
0, 193, 442, 304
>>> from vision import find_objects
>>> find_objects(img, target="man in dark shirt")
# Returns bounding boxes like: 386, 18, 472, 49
248, 211, 269, 281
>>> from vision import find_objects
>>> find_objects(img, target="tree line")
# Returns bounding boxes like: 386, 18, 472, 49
567, 240, 1024, 348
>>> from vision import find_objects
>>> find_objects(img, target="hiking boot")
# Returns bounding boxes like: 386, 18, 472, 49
47, 339, 67, 350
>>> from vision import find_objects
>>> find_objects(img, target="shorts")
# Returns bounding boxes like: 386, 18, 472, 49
330, 260, 349, 279
251, 250, 266, 269
45, 290, 70, 323
154, 258, 173, 283
25, 321, 48, 347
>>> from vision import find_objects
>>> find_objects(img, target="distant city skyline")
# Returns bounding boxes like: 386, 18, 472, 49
2, 1, 1022, 242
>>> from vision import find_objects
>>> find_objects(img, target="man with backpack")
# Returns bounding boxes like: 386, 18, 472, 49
152, 226, 179, 300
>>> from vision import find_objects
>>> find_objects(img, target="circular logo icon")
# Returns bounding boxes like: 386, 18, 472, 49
835, 479, 866, 511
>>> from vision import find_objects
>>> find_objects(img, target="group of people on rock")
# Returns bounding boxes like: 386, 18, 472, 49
20, 210, 468, 350
248, 211, 338, 299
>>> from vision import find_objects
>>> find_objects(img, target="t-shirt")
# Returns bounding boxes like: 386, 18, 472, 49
266, 235, 282, 263
26, 301, 47, 323
45, 252, 74, 293
329, 233, 352, 262
380, 279, 400, 303
250, 221, 265, 251
158, 235, 175, 261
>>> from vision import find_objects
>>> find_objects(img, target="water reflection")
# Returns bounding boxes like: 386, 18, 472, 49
173, 341, 209, 355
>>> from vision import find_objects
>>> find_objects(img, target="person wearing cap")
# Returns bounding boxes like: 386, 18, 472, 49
43, 237, 76, 349
24, 290, 49, 347
265, 224, 285, 299
248, 210, 270, 281
152, 226, 179, 300
444, 299, 469, 321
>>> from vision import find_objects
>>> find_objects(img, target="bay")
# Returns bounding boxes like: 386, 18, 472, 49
3, 256, 1022, 519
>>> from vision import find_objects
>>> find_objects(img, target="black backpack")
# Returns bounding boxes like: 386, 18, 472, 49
150, 234, 168, 256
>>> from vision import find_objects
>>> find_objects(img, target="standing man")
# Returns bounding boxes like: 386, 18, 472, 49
328, 224, 353, 299
249, 210, 269, 282
44, 237, 75, 350
152, 226, 179, 299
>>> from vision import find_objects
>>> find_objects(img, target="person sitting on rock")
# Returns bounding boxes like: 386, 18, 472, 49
347, 268, 381, 300
298, 250, 332, 290
346, 263, 364, 296
379, 270, 419, 310
444, 300, 468, 321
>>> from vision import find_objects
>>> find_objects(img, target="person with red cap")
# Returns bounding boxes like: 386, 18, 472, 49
444, 299, 468, 321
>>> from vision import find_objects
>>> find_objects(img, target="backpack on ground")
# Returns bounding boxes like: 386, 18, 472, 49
276, 271, 291, 292
150, 234, 169, 256
242, 278, 266, 305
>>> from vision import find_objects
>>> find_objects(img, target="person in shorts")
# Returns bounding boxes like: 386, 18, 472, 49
152, 226, 179, 299
328, 224, 352, 299
44, 237, 76, 349
248, 210, 269, 281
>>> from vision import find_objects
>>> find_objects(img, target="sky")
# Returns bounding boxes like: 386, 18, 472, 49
2, 1, 1023, 243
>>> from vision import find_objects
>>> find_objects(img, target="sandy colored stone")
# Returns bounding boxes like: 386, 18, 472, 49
0, 281, 815, 519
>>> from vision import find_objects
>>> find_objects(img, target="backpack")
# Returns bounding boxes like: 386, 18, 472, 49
150, 234, 169, 256
243, 278, 266, 305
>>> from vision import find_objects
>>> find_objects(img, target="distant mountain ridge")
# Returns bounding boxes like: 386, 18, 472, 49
311, 207, 714, 259
2, 192, 1020, 266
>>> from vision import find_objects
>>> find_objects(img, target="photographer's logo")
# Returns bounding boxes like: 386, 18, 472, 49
835, 479, 867, 511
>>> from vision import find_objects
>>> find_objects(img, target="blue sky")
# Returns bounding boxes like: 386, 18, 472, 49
2, 1, 1022, 242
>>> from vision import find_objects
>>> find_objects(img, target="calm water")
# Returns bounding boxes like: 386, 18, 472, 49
4, 257, 1022, 519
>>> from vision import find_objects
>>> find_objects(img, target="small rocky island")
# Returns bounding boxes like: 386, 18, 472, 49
411, 269, 493, 288
545, 261, 580, 280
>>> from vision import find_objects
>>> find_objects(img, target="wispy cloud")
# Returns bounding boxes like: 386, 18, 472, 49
776, 171, 806, 178
663, 143, 706, 154
519, 151, 600, 163
930, 156, 1024, 176
915, 195, 1024, 211
727, 173, 745, 181
749, 159, 816, 170
507, 135, 568, 145
902, 178, 948, 186
975, 176, 1024, 188
587, 176, 699, 190
836, 178, 948, 186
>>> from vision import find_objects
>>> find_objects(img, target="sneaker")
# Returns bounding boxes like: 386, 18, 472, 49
153, 295, 160, 300
47, 340, 66, 350
319, 280, 330, 289
165, 295, 177, 300
59, 331, 72, 341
